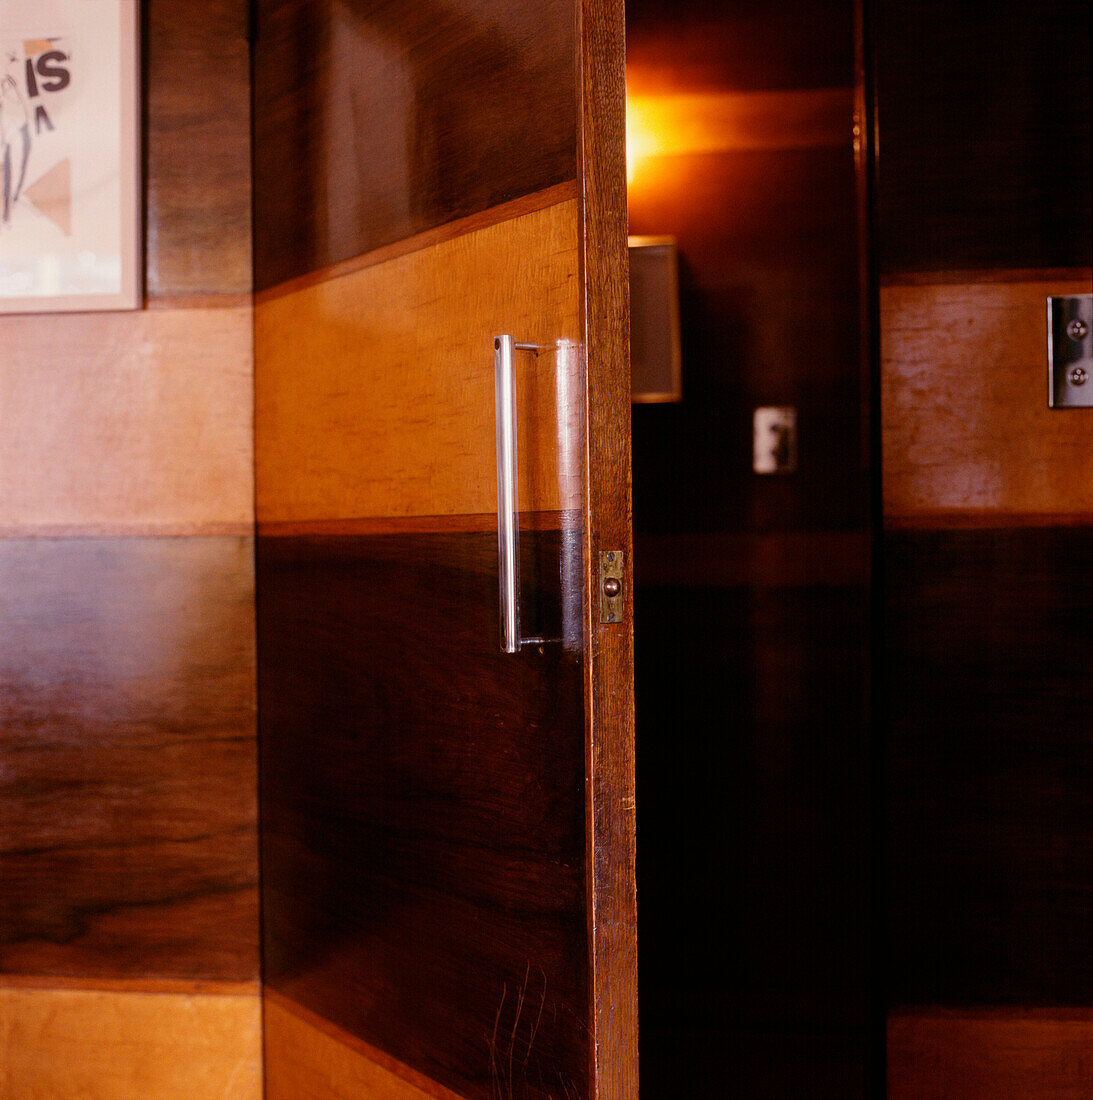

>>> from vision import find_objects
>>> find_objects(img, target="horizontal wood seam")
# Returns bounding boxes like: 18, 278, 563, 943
258, 511, 577, 538
144, 293, 254, 310
0, 975, 259, 996
884, 512, 1093, 530
0, 523, 254, 539
890, 1006, 1093, 1022
881, 267, 1092, 288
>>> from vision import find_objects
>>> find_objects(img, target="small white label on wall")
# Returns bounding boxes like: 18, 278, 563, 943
753, 406, 797, 474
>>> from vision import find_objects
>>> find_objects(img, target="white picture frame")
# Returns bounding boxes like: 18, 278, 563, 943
0, 0, 141, 313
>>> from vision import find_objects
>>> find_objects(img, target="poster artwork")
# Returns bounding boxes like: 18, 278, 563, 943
0, 1, 139, 311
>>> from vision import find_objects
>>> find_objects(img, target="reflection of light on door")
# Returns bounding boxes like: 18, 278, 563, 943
554, 338, 584, 652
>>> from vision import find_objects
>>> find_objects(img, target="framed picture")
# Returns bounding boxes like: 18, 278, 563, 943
0, 0, 140, 313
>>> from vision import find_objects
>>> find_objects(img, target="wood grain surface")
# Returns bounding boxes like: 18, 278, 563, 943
265, 993, 460, 1100
886, 526, 1093, 1007
145, 0, 252, 298
576, 1, 637, 1095
872, 0, 1091, 276
0, 986, 261, 1099
258, 532, 589, 1100
888, 1009, 1093, 1100
881, 275, 1093, 520
252, 0, 576, 290
255, 199, 581, 525
626, 0, 854, 95
0, 537, 258, 981
0, 306, 253, 535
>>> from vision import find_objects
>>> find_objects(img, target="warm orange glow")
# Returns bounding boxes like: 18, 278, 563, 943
626, 89, 852, 186
626, 96, 670, 185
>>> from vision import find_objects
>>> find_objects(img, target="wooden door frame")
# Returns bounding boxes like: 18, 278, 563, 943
577, 1, 638, 1095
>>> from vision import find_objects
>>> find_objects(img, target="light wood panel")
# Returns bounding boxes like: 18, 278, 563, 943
255, 198, 580, 524
0, 985, 261, 1099
881, 274, 1093, 520
265, 994, 458, 1100
889, 1009, 1093, 1100
0, 306, 253, 535
0, 537, 258, 981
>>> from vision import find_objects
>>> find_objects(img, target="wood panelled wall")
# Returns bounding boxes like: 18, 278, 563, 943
625, 1, 873, 1095
872, 0, 1093, 1094
0, 1, 259, 1095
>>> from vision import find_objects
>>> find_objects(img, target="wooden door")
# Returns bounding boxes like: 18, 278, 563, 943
250, 3, 634, 1098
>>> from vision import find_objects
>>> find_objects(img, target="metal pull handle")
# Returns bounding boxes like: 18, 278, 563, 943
494, 335, 542, 653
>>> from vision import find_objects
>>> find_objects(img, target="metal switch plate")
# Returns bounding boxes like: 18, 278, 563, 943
1048, 295, 1093, 408
753, 406, 797, 473
599, 551, 624, 625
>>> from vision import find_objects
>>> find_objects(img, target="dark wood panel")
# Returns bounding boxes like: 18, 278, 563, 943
626, 0, 854, 94
257, 533, 589, 1100
625, 4, 872, 1094
252, 0, 577, 290
872, 0, 1092, 275
145, 0, 252, 297
886, 526, 1093, 1005
628, 145, 865, 537
0, 537, 258, 981
636, 586, 871, 1029
889, 1009, 1093, 1100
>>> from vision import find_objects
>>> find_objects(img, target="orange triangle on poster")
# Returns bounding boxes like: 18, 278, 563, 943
24, 158, 71, 236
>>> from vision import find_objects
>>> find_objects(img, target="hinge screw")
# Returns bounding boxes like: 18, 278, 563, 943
1069, 366, 1088, 386
1067, 319, 1088, 341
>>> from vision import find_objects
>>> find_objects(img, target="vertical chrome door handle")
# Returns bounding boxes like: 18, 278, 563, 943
494, 335, 542, 653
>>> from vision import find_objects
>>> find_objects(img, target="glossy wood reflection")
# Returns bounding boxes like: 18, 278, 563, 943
252, 0, 577, 290
0, 538, 258, 982
258, 532, 588, 1100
